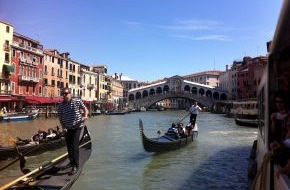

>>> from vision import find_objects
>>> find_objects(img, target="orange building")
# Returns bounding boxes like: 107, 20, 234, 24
43, 49, 69, 98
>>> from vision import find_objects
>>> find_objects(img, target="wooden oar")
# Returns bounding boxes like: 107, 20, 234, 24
177, 112, 190, 124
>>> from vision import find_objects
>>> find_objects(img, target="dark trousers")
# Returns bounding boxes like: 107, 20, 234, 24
190, 114, 197, 126
65, 128, 82, 168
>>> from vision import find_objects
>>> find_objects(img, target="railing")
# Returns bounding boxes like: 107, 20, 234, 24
0, 90, 12, 96
12, 41, 43, 55
3, 43, 10, 51
87, 84, 95, 89
19, 75, 40, 83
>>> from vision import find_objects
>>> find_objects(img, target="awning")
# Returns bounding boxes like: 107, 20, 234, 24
0, 96, 24, 102
83, 100, 93, 104
3, 64, 15, 73
0, 97, 13, 102
25, 97, 63, 104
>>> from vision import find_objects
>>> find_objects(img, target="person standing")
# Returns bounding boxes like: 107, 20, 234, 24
58, 87, 88, 175
189, 101, 202, 127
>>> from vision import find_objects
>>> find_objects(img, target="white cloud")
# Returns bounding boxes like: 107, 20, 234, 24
162, 19, 219, 31
171, 34, 231, 41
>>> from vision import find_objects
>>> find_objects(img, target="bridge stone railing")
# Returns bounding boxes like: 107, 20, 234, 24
130, 91, 215, 109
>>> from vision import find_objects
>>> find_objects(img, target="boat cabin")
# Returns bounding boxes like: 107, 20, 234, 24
254, 0, 290, 189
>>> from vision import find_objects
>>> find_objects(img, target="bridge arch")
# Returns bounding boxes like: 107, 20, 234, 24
127, 75, 227, 109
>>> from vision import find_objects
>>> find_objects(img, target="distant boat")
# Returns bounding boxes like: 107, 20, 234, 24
228, 99, 258, 119
140, 107, 146, 112
105, 111, 126, 115
0, 110, 39, 123
235, 118, 258, 127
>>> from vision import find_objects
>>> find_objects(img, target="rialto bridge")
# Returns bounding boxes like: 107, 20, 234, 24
127, 75, 227, 110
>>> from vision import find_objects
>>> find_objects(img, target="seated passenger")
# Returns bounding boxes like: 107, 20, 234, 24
31, 130, 47, 143
46, 128, 57, 139
177, 123, 186, 138
165, 123, 179, 140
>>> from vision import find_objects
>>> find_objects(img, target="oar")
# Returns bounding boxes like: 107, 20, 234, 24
177, 112, 190, 124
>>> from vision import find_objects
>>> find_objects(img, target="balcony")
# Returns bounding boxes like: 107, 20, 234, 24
3, 43, 10, 52
0, 90, 12, 96
32, 61, 38, 66
12, 41, 43, 56
19, 75, 39, 83
87, 84, 95, 90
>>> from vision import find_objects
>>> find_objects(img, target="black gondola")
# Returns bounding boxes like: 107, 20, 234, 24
235, 118, 258, 127
0, 125, 92, 190
0, 134, 66, 160
139, 119, 196, 152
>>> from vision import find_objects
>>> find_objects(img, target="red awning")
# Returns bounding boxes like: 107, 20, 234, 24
0, 96, 24, 102
0, 97, 13, 102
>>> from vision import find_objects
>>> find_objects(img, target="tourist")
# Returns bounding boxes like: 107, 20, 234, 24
58, 87, 88, 175
270, 90, 289, 142
46, 128, 57, 139
166, 123, 179, 140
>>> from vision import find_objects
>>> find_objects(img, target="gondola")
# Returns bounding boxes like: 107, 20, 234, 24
0, 111, 39, 123
139, 119, 196, 152
0, 134, 66, 160
235, 118, 258, 127
0, 125, 92, 190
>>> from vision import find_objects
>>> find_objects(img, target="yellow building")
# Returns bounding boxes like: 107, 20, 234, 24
110, 75, 124, 110
79, 64, 98, 102
0, 21, 14, 95
68, 60, 81, 98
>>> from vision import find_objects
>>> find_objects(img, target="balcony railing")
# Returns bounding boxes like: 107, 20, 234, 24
87, 84, 95, 89
3, 43, 10, 52
12, 41, 43, 55
0, 90, 13, 96
19, 75, 40, 83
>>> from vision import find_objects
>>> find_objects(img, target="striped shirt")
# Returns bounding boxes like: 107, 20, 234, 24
58, 99, 86, 129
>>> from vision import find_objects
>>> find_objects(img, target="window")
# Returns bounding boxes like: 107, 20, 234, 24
19, 85, 23, 94
5, 53, 9, 63
6, 26, 10, 33
11, 82, 15, 93
26, 85, 29, 94
13, 50, 16, 57
39, 70, 43, 78
38, 86, 42, 95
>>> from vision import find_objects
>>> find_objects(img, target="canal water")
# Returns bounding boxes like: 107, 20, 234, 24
0, 111, 257, 190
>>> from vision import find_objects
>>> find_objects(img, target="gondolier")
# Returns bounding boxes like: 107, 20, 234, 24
189, 101, 202, 127
58, 87, 88, 175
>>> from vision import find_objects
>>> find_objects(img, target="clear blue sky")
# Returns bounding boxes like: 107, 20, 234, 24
0, 0, 283, 82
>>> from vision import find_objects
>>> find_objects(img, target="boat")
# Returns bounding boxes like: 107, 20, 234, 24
0, 132, 66, 160
250, 1, 290, 189
139, 119, 196, 152
0, 125, 92, 190
228, 99, 258, 119
0, 110, 39, 123
105, 111, 126, 115
235, 118, 258, 127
